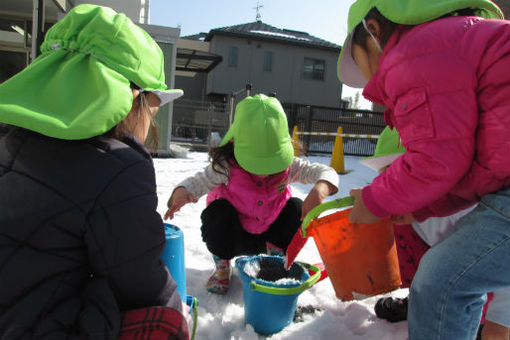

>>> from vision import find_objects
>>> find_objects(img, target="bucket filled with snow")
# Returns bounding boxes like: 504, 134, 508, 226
235, 255, 321, 335
303, 197, 401, 301
161, 223, 186, 302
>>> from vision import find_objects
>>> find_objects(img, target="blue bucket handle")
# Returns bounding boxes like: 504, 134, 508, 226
249, 262, 321, 295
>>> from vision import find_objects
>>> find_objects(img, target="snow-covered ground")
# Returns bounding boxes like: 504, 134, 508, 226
154, 151, 409, 340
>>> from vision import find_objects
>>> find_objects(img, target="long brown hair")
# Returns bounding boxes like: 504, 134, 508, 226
209, 141, 234, 176
104, 83, 159, 150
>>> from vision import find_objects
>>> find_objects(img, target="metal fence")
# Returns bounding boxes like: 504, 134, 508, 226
284, 103, 385, 156
171, 99, 231, 146
171, 99, 385, 157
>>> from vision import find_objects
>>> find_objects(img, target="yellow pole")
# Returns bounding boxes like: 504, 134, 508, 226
330, 126, 345, 174
292, 125, 300, 157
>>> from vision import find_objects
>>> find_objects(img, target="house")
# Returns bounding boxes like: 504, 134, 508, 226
493, 0, 510, 17
0, 0, 182, 155
176, 21, 343, 109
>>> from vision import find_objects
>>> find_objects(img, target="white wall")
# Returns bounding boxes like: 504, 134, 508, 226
207, 35, 342, 108
73, 0, 143, 23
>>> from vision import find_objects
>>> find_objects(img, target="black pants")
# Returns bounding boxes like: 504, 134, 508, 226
200, 198, 303, 259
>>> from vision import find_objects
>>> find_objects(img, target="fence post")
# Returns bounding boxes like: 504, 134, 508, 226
305, 106, 313, 154
330, 126, 345, 174
291, 125, 300, 157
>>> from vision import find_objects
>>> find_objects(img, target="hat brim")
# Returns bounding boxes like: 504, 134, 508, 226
337, 34, 368, 89
235, 139, 294, 175
359, 154, 402, 172
152, 89, 183, 106
219, 127, 234, 146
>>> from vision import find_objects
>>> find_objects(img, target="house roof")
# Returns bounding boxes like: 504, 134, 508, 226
185, 21, 341, 52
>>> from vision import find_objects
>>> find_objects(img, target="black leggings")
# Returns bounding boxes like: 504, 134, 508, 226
200, 198, 303, 259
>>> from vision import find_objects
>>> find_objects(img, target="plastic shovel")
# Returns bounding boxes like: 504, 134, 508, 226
284, 196, 355, 270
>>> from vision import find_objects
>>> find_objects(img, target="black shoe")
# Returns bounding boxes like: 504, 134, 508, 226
374, 296, 408, 323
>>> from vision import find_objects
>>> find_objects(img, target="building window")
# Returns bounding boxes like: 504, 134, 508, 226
228, 46, 238, 67
263, 51, 273, 72
302, 57, 325, 80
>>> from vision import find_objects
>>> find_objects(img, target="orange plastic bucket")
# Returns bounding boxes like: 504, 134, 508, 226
303, 197, 401, 301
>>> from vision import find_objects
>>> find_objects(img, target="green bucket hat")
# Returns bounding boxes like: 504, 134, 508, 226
359, 126, 405, 171
220, 94, 294, 175
0, 4, 183, 140
337, 0, 504, 88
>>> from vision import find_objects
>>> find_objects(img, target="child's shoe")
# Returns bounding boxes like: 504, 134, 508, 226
206, 255, 232, 294
374, 296, 408, 323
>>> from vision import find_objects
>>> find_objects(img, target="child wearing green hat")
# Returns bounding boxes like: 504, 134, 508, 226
338, 1, 510, 338
164, 94, 339, 294
0, 4, 190, 340
361, 127, 510, 340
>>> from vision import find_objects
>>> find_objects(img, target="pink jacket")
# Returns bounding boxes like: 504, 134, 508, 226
362, 16, 510, 221
206, 162, 292, 234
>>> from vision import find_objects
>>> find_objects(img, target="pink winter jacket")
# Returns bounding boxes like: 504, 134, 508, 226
361, 16, 510, 221
207, 163, 292, 234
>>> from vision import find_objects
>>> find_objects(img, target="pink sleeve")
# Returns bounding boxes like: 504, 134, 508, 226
363, 86, 477, 219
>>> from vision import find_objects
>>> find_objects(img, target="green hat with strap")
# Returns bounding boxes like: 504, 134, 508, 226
220, 94, 294, 175
360, 126, 405, 171
0, 4, 183, 140
337, 0, 504, 88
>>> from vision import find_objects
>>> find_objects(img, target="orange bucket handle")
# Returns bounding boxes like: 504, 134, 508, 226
301, 196, 355, 237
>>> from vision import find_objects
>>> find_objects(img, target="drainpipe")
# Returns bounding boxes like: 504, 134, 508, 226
31, 0, 45, 62
145, 0, 150, 24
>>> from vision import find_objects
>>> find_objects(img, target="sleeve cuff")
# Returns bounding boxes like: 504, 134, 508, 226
412, 207, 435, 222
361, 185, 392, 218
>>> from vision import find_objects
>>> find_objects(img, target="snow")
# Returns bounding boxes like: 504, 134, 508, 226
154, 152, 409, 340
249, 30, 311, 42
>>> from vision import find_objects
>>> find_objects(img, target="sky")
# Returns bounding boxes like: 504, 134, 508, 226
155, 151, 409, 339
148, 0, 372, 109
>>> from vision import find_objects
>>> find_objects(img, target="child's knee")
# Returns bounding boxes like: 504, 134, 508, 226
200, 199, 239, 259
410, 249, 447, 300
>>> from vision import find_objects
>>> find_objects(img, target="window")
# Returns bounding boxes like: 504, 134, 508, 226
228, 46, 238, 67
302, 57, 325, 80
263, 51, 273, 72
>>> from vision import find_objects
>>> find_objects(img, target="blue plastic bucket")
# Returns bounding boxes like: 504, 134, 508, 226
235, 255, 320, 335
161, 223, 186, 302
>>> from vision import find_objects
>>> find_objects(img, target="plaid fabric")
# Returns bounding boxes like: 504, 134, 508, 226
393, 224, 430, 288
118, 307, 189, 340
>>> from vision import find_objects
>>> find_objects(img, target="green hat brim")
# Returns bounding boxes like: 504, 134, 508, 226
219, 127, 233, 146
234, 138, 294, 175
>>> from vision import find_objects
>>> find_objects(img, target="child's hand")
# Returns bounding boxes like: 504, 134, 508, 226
349, 188, 382, 224
164, 187, 198, 220
301, 181, 333, 220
